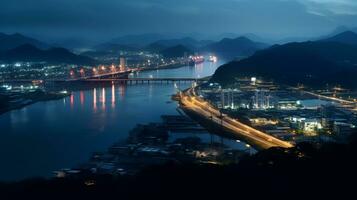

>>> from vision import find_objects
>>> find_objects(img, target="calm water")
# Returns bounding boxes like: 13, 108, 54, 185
0, 60, 244, 181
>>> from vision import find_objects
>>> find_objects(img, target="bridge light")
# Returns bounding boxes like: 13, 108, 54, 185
79, 68, 85, 76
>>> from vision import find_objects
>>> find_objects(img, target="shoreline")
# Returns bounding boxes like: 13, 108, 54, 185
0, 63, 190, 115
0, 92, 70, 115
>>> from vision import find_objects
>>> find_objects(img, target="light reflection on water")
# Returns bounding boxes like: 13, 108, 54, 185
112, 84, 115, 109
69, 85, 121, 111
0, 60, 246, 181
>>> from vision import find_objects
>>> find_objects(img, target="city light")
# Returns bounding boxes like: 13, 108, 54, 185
111, 65, 116, 72
179, 87, 293, 149
80, 68, 85, 76
1, 1, 356, 195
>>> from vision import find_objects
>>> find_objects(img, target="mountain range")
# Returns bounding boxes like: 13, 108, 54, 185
320, 31, 357, 45
147, 37, 212, 50
211, 31, 357, 89
109, 34, 171, 47
0, 44, 96, 65
94, 34, 269, 60
202, 37, 269, 60
0, 33, 49, 51
159, 45, 193, 58
94, 43, 139, 52
4, 29, 357, 68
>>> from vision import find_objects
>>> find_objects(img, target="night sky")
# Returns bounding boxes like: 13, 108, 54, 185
1, 0, 357, 40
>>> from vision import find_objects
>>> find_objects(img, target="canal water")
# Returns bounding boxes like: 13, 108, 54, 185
0, 60, 247, 181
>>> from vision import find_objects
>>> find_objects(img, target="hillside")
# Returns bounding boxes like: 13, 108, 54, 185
202, 36, 268, 60
211, 41, 357, 88
320, 31, 357, 45
143, 42, 168, 52
160, 45, 193, 58
0, 33, 48, 51
51, 37, 97, 50
0, 44, 97, 65
149, 37, 212, 50
109, 34, 169, 46
94, 43, 139, 52
144, 37, 212, 53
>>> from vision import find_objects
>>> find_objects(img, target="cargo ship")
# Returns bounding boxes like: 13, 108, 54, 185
188, 56, 205, 66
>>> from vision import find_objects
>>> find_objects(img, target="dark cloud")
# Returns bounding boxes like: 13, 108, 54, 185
1, 0, 357, 40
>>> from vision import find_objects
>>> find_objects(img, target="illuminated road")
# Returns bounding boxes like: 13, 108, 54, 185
301, 90, 354, 104
179, 88, 293, 149
297, 89, 357, 112
67, 62, 185, 81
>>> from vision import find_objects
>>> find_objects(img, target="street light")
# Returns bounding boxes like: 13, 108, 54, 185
246, 144, 252, 155
111, 65, 116, 72
79, 68, 85, 77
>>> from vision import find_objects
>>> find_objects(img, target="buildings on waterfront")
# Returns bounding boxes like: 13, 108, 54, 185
0, 50, 192, 81
199, 78, 357, 144
54, 115, 251, 178
120, 57, 126, 71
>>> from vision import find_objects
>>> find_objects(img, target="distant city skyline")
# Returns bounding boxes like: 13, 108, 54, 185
1, 0, 357, 41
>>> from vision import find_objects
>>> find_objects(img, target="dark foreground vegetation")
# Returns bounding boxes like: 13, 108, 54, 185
1, 134, 356, 200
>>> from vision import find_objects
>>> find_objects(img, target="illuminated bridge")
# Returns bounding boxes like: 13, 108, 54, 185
82, 77, 206, 84
1, 77, 208, 84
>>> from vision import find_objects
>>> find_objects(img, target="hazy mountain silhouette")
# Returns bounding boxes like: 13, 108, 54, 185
94, 43, 139, 52
143, 43, 168, 53
160, 45, 193, 58
0, 44, 96, 65
320, 31, 357, 45
51, 37, 97, 51
110, 34, 170, 46
0, 33, 49, 51
211, 41, 357, 89
147, 37, 212, 50
202, 36, 269, 60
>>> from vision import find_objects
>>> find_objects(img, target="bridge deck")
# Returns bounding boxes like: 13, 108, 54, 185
1, 77, 207, 83
84, 78, 202, 82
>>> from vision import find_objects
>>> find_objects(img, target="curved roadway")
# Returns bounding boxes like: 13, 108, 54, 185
179, 88, 293, 149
